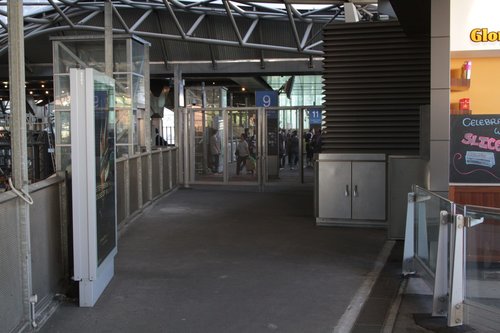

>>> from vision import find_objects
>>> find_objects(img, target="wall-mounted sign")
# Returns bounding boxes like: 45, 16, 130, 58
256, 91, 279, 155
450, 114, 500, 184
308, 108, 322, 126
451, 0, 500, 53
470, 28, 500, 43
255, 90, 278, 108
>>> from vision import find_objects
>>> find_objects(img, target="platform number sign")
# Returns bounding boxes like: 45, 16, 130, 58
309, 108, 322, 125
256, 90, 278, 108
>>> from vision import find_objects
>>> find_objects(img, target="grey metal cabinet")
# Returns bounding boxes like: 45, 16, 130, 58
351, 161, 386, 220
318, 161, 351, 219
316, 154, 386, 227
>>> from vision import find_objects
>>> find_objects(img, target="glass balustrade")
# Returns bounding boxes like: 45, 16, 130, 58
413, 186, 454, 277
463, 205, 500, 318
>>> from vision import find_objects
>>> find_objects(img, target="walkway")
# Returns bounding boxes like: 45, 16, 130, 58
39, 184, 390, 333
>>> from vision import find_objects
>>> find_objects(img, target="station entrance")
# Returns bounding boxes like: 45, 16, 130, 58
183, 107, 319, 187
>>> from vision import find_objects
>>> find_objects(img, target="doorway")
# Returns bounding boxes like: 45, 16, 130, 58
184, 107, 319, 187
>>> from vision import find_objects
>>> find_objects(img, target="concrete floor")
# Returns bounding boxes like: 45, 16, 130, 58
38, 184, 395, 333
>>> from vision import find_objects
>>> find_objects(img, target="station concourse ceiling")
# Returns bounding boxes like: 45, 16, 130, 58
0, 0, 402, 104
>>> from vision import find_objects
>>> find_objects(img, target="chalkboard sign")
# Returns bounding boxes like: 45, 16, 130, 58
450, 114, 500, 184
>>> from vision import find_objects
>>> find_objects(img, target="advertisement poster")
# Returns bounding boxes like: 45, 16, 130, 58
94, 86, 116, 265
450, 114, 500, 184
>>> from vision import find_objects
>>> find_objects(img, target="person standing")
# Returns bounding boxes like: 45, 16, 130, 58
305, 128, 314, 167
236, 133, 249, 175
155, 128, 167, 146
210, 128, 221, 173
289, 130, 299, 170
279, 129, 286, 169
313, 128, 323, 155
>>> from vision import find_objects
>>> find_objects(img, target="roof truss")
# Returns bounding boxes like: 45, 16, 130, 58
0, 0, 380, 57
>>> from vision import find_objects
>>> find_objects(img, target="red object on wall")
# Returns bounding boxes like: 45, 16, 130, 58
459, 98, 470, 110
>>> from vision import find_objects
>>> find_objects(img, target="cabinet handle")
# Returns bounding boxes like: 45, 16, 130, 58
353, 185, 358, 197
345, 185, 350, 197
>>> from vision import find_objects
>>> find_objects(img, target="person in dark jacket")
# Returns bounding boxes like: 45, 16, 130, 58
289, 130, 299, 170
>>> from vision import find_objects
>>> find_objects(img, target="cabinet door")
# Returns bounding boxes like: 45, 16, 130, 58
318, 161, 352, 219
352, 162, 386, 220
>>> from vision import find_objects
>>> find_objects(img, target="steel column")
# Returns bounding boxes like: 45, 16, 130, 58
105, 2, 113, 77
8, 1, 33, 327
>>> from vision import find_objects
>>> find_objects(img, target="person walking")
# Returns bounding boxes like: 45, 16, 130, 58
236, 133, 249, 175
210, 128, 221, 173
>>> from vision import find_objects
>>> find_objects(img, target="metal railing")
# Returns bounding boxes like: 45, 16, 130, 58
404, 185, 500, 330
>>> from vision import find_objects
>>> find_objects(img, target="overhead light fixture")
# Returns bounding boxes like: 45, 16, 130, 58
241, 87, 246, 92
41, 84, 45, 88
29, 91, 33, 95
45, 91, 49, 94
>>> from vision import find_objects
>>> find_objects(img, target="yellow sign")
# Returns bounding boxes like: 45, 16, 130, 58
470, 28, 500, 42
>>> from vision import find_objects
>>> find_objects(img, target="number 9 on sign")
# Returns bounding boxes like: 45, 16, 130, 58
255, 91, 278, 107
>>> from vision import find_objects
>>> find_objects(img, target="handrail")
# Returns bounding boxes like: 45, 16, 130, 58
8, 178, 34, 205
404, 185, 500, 329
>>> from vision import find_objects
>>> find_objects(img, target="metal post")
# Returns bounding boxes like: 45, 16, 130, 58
403, 192, 415, 275
168, 149, 173, 189
174, 65, 183, 183
144, 45, 153, 202
104, 1, 113, 77
299, 108, 304, 184
259, 107, 266, 191
182, 108, 190, 188
448, 214, 465, 327
433, 210, 450, 317
223, 109, 228, 183
8, 1, 34, 327
124, 159, 131, 217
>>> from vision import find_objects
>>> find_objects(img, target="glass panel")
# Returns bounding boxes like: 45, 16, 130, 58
59, 146, 72, 173
132, 40, 145, 75
268, 109, 301, 183
54, 39, 129, 73
116, 144, 130, 158
185, 87, 204, 107
116, 108, 130, 145
414, 186, 453, 274
113, 74, 132, 108
228, 109, 258, 183
92, 75, 116, 265
132, 74, 145, 110
133, 109, 139, 155
193, 109, 224, 182
55, 41, 105, 73
465, 205, 500, 311
264, 75, 324, 107
162, 108, 175, 146
53, 75, 71, 110
113, 39, 128, 73
205, 87, 227, 108
55, 111, 71, 145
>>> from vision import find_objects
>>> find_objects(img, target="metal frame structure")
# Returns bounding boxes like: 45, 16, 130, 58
403, 185, 500, 329
182, 105, 313, 187
0, 0, 380, 58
